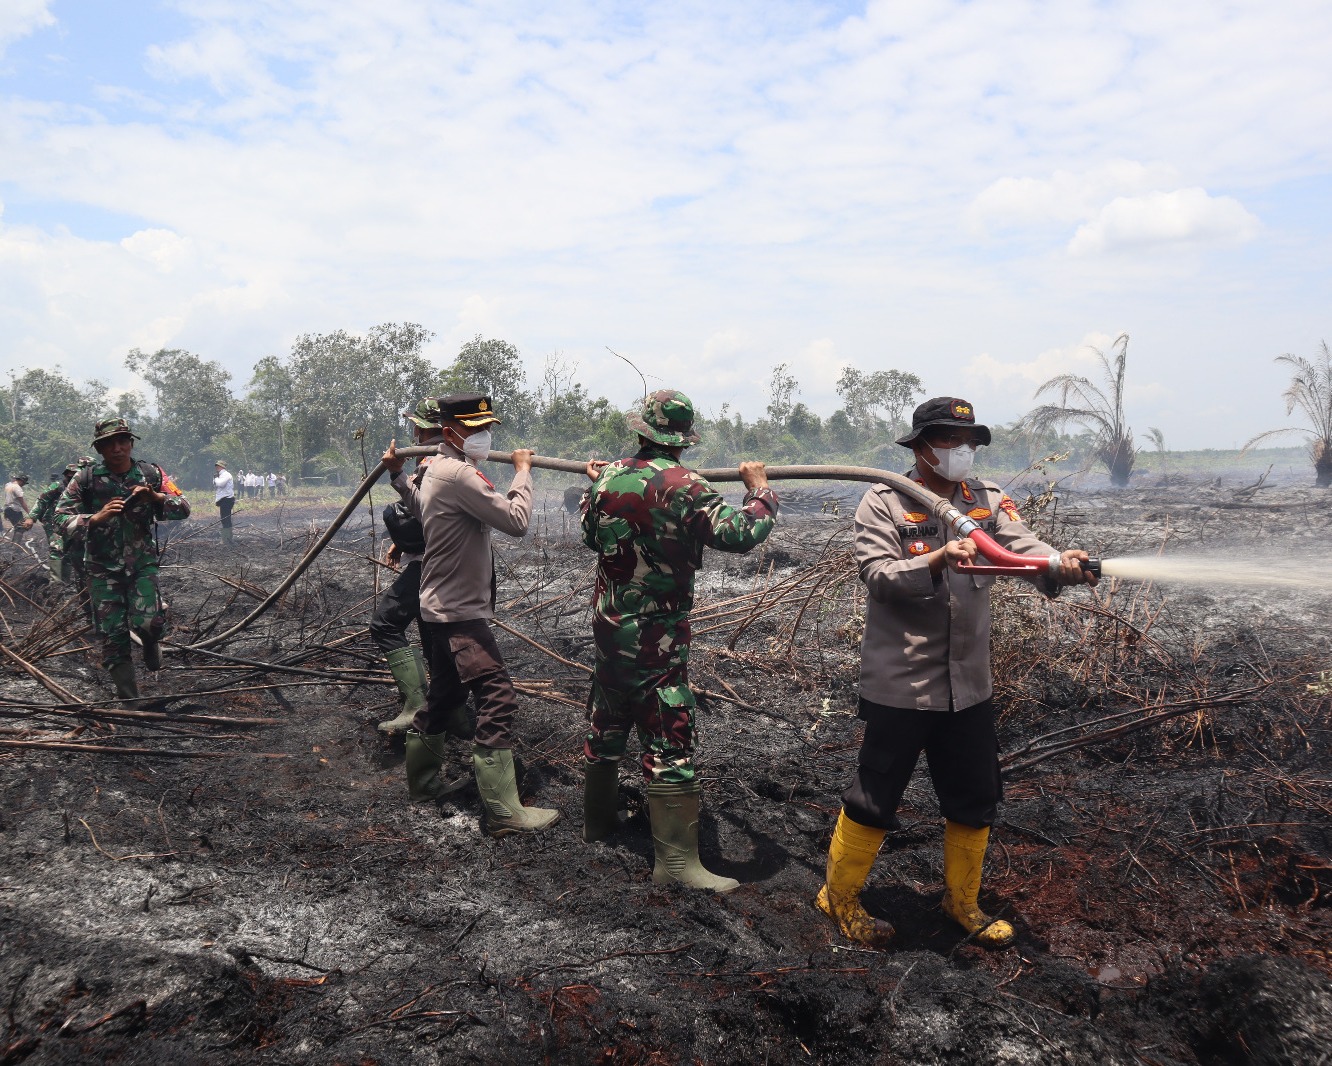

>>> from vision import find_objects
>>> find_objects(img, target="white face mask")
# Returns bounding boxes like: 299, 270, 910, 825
925, 443, 977, 482
460, 429, 493, 462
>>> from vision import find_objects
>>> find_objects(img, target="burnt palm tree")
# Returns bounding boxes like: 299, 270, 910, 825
1019, 333, 1137, 487
1243, 342, 1332, 488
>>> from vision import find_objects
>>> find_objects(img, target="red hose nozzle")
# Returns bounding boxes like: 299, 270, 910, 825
953, 528, 1058, 576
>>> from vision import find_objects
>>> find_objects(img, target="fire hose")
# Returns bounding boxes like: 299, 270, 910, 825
182, 448, 1099, 652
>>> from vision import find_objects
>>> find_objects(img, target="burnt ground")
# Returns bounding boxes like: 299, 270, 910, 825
1, 475, 1330, 1065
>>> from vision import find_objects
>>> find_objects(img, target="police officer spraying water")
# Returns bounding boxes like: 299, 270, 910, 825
815, 397, 1095, 949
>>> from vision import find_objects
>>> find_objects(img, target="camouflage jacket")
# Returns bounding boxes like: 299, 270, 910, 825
580, 444, 778, 670
30, 478, 68, 532
54, 460, 190, 575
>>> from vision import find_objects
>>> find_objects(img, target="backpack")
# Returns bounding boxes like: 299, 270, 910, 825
382, 501, 426, 554
76, 459, 165, 495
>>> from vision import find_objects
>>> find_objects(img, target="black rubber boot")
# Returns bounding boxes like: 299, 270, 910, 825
582, 758, 622, 843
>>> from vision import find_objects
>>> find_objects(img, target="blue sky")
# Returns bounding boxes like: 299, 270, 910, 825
2, 0, 1331, 448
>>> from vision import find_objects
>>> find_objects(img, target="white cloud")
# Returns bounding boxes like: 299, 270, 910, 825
968, 161, 1181, 231
0, 0, 52, 52
120, 229, 193, 272
0, 1, 1329, 446
964, 336, 1109, 394
1068, 188, 1261, 255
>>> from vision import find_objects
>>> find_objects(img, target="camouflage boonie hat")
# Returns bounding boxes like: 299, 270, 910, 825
626, 389, 700, 447
13, 472, 29, 482
92, 416, 139, 445
62, 463, 79, 477
402, 397, 446, 429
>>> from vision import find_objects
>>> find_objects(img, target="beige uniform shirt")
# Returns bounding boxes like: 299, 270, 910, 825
855, 468, 1058, 712
394, 443, 532, 623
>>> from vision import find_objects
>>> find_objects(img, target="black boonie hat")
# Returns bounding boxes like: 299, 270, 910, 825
896, 397, 992, 447
438, 392, 501, 428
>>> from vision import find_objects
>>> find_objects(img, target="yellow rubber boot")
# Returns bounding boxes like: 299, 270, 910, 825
942, 821, 1015, 948
814, 810, 895, 947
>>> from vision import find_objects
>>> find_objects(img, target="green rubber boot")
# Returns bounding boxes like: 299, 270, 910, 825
582, 758, 622, 843
472, 746, 559, 836
108, 661, 139, 701
380, 647, 428, 734
646, 780, 739, 892
404, 730, 470, 801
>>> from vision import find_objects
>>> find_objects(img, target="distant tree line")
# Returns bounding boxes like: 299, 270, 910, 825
9, 324, 1320, 491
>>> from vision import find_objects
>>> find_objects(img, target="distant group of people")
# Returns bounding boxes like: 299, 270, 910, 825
233, 470, 283, 498
210, 464, 289, 545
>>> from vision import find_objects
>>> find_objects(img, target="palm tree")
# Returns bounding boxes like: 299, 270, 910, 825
1242, 342, 1332, 488
1019, 333, 1137, 487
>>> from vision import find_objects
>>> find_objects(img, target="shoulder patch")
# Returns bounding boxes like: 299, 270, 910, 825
998, 495, 1022, 521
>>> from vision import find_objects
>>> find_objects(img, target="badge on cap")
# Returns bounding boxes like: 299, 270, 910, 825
951, 401, 973, 421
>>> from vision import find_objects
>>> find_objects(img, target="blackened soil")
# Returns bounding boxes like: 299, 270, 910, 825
1, 476, 1330, 1065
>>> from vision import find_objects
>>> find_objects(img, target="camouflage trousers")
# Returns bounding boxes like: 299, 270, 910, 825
585, 657, 697, 784
90, 568, 165, 667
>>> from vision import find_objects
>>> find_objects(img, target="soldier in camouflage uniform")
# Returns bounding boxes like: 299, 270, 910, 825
55, 418, 190, 700
579, 389, 779, 891
30, 459, 89, 584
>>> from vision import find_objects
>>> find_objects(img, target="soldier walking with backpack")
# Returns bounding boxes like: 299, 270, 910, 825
55, 418, 191, 700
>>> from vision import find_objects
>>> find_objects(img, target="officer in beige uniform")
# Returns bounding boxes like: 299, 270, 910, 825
382, 392, 558, 835
816, 397, 1096, 949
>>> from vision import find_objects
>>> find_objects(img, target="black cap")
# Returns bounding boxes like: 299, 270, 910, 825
895, 397, 992, 447
437, 392, 501, 427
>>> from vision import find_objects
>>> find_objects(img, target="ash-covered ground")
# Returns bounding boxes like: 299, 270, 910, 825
1, 473, 1330, 1065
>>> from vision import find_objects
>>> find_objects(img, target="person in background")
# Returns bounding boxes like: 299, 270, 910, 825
4, 472, 33, 547
214, 461, 235, 544
373, 399, 448, 741
30, 462, 82, 581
